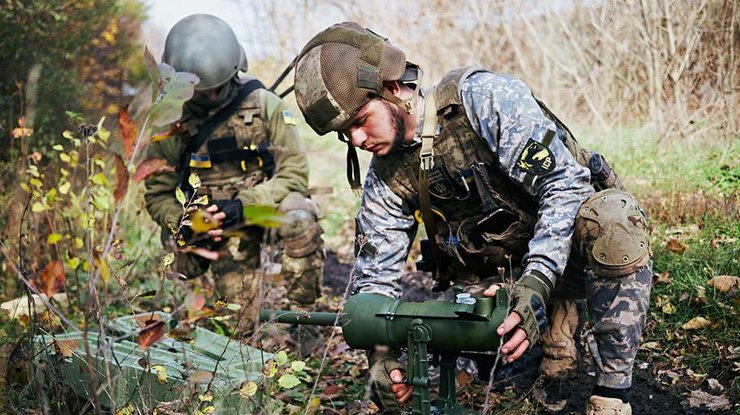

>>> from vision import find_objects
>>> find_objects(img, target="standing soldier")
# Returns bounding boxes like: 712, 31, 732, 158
292, 22, 651, 415
144, 14, 324, 344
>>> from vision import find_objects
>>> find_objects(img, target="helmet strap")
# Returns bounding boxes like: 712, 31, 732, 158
337, 131, 362, 196
377, 65, 423, 116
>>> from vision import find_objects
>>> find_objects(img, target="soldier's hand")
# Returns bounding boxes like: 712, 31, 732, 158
189, 246, 220, 260
389, 369, 412, 404
210, 199, 243, 231
484, 285, 530, 363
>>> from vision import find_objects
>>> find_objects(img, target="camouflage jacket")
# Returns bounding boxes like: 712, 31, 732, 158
353, 71, 594, 297
144, 82, 309, 232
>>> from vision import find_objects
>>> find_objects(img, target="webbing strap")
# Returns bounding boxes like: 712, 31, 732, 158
417, 88, 449, 290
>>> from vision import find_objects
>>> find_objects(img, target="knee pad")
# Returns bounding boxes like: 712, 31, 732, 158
277, 193, 323, 258
575, 189, 650, 277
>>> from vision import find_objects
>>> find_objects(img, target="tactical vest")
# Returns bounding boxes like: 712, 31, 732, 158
375, 67, 605, 281
188, 87, 275, 200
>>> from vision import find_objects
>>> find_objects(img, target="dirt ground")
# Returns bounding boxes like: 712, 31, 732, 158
321, 251, 735, 415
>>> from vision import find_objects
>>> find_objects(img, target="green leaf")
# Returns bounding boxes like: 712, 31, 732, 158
60, 153, 71, 163
226, 303, 242, 311
30, 178, 43, 189
188, 172, 201, 189
47, 233, 63, 244
62, 130, 75, 140
290, 361, 306, 372
242, 205, 287, 228
275, 350, 288, 366
277, 373, 301, 389
53, 144, 64, 151
175, 187, 186, 206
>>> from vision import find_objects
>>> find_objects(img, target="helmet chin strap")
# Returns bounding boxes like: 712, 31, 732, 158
337, 131, 362, 196
378, 65, 423, 116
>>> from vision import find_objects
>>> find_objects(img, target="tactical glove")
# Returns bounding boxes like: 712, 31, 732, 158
510, 270, 553, 348
368, 349, 406, 412
212, 199, 243, 230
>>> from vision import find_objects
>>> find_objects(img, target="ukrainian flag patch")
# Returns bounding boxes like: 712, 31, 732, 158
189, 154, 212, 168
282, 110, 296, 126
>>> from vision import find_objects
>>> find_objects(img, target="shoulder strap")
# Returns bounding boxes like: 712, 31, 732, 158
184, 79, 266, 154
418, 87, 451, 291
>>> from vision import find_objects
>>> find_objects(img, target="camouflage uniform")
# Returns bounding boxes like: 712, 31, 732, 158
144, 80, 324, 329
353, 69, 651, 390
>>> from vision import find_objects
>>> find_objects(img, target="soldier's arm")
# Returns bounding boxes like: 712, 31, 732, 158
353, 163, 418, 298
234, 90, 308, 208
462, 72, 593, 286
144, 136, 188, 231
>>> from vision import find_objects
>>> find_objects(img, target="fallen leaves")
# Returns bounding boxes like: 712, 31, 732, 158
685, 390, 731, 411
54, 339, 78, 357
681, 316, 713, 331
666, 238, 688, 254
706, 275, 739, 294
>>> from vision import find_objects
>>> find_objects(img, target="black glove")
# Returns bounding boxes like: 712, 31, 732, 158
212, 199, 243, 230
510, 270, 553, 347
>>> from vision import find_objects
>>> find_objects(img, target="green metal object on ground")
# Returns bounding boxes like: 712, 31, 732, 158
260, 290, 510, 415
33, 312, 272, 414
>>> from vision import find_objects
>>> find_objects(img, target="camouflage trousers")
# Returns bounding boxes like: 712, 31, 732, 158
168, 193, 325, 335
454, 189, 652, 389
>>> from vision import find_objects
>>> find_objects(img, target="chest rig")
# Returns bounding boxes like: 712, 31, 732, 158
376, 67, 603, 287
184, 81, 276, 200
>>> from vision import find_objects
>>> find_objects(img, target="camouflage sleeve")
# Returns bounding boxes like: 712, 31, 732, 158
353, 162, 418, 298
461, 72, 593, 285
234, 90, 309, 207
144, 134, 188, 231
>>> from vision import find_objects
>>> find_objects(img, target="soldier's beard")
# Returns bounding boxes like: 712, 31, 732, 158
379, 100, 407, 157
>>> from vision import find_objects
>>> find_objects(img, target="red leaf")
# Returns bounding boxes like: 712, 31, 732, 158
138, 319, 165, 348
117, 105, 138, 161
39, 261, 65, 298
113, 155, 129, 204
133, 158, 176, 183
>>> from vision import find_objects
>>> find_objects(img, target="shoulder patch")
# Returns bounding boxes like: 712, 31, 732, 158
282, 110, 296, 126
516, 139, 555, 175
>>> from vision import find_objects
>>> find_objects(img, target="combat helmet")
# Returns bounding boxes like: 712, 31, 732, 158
163, 14, 248, 91
294, 21, 420, 136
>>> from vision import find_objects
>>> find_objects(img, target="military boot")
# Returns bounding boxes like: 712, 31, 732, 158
539, 300, 579, 378
586, 396, 632, 415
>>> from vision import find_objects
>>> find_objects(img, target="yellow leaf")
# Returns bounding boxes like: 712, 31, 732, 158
91, 173, 108, 186
189, 210, 219, 234
62, 130, 75, 140
58, 180, 71, 195
115, 404, 134, 415
21, 183, 31, 193
682, 316, 712, 331
47, 233, 63, 244
163, 253, 175, 268
188, 172, 201, 189
291, 361, 306, 372
239, 381, 258, 398
193, 195, 209, 205
53, 144, 64, 151
199, 393, 213, 402
266, 360, 278, 378
202, 407, 215, 414
94, 251, 110, 287
30, 178, 43, 189
275, 350, 288, 366
68, 257, 81, 269
60, 153, 71, 163
75, 237, 84, 249
32, 202, 46, 213
175, 187, 186, 206
151, 365, 168, 383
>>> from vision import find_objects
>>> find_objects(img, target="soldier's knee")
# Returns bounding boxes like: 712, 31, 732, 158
575, 189, 651, 277
277, 192, 324, 258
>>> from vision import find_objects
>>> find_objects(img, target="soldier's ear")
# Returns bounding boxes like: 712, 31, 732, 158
382, 81, 402, 97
